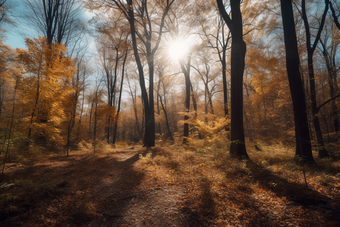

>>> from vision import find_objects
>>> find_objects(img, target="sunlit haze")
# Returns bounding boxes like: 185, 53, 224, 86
168, 39, 190, 61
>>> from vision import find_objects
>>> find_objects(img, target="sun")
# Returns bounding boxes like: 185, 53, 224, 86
168, 39, 189, 61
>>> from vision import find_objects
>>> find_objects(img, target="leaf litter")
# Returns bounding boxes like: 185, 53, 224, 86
0, 143, 339, 226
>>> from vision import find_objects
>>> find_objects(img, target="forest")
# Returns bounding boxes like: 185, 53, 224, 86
0, 0, 340, 226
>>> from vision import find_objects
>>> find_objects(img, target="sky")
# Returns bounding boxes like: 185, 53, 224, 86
4, 25, 32, 50
3, 0, 95, 51
3, 0, 30, 49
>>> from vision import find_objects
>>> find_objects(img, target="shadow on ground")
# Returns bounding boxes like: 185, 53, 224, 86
0, 149, 148, 227
177, 156, 340, 227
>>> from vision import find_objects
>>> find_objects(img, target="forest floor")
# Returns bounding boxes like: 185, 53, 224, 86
1, 141, 340, 227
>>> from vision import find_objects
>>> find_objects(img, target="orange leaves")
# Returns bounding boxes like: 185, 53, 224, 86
141, 216, 151, 223
96, 104, 117, 122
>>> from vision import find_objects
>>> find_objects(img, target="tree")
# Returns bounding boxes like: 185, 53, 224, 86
180, 50, 193, 144
17, 37, 76, 148
0, 43, 13, 117
280, 0, 314, 162
192, 53, 219, 115
155, 65, 174, 141
112, 48, 128, 145
330, 0, 340, 30
318, 13, 340, 133
125, 72, 143, 140
200, 11, 231, 118
0, 0, 13, 34
22, 0, 85, 46
89, 0, 175, 147
216, 0, 248, 159
298, 0, 329, 157
0, 0, 14, 117
1, 66, 21, 178
64, 52, 87, 156
95, 13, 130, 144
92, 79, 104, 153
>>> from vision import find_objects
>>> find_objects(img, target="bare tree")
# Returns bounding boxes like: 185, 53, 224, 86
22, 0, 85, 46
90, 0, 175, 147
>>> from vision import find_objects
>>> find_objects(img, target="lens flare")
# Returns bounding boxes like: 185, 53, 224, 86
168, 39, 189, 61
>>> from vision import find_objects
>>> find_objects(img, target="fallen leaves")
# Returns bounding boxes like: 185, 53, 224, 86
135, 145, 340, 226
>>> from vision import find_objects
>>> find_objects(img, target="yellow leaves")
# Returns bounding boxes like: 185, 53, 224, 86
16, 36, 77, 146
18, 37, 76, 80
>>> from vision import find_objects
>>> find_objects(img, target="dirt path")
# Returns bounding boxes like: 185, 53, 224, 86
0, 147, 192, 227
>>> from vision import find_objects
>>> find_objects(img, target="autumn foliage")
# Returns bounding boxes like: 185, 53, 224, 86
0, 0, 340, 226
16, 37, 76, 149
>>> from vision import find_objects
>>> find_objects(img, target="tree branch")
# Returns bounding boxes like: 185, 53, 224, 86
216, 0, 233, 32
151, 0, 174, 55
317, 93, 340, 113
330, 1, 340, 30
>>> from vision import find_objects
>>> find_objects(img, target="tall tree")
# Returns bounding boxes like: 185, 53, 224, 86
319, 24, 339, 132
298, 0, 329, 157
192, 54, 218, 115
125, 73, 143, 140
112, 48, 128, 145
23, 0, 84, 46
280, 0, 314, 162
200, 12, 231, 118
65, 52, 87, 156
89, 0, 175, 147
155, 66, 174, 141
95, 13, 129, 144
216, 0, 248, 159
180, 51, 193, 144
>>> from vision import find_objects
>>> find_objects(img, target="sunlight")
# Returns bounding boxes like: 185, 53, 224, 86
168, 39, 190, 61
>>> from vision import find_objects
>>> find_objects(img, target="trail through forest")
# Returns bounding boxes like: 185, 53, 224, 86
1, 143, 340, 226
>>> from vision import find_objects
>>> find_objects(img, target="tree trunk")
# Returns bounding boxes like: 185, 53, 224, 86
113, 49, 128, 145
158, 93, 174, 141
93, 95, 98, 154
217, 0, 248, 159
308, 55, 329, 157
180, 59, 192, 144
280, 0, 314, 162
76, 88, 85, 143
127, 0, 154, 147
222, 34, 229, 118
320, 40, 339, 132
1, 77, 18, 179
301, 0, 329, 158
89, 103, 93, 139
28, 60, 42, 144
